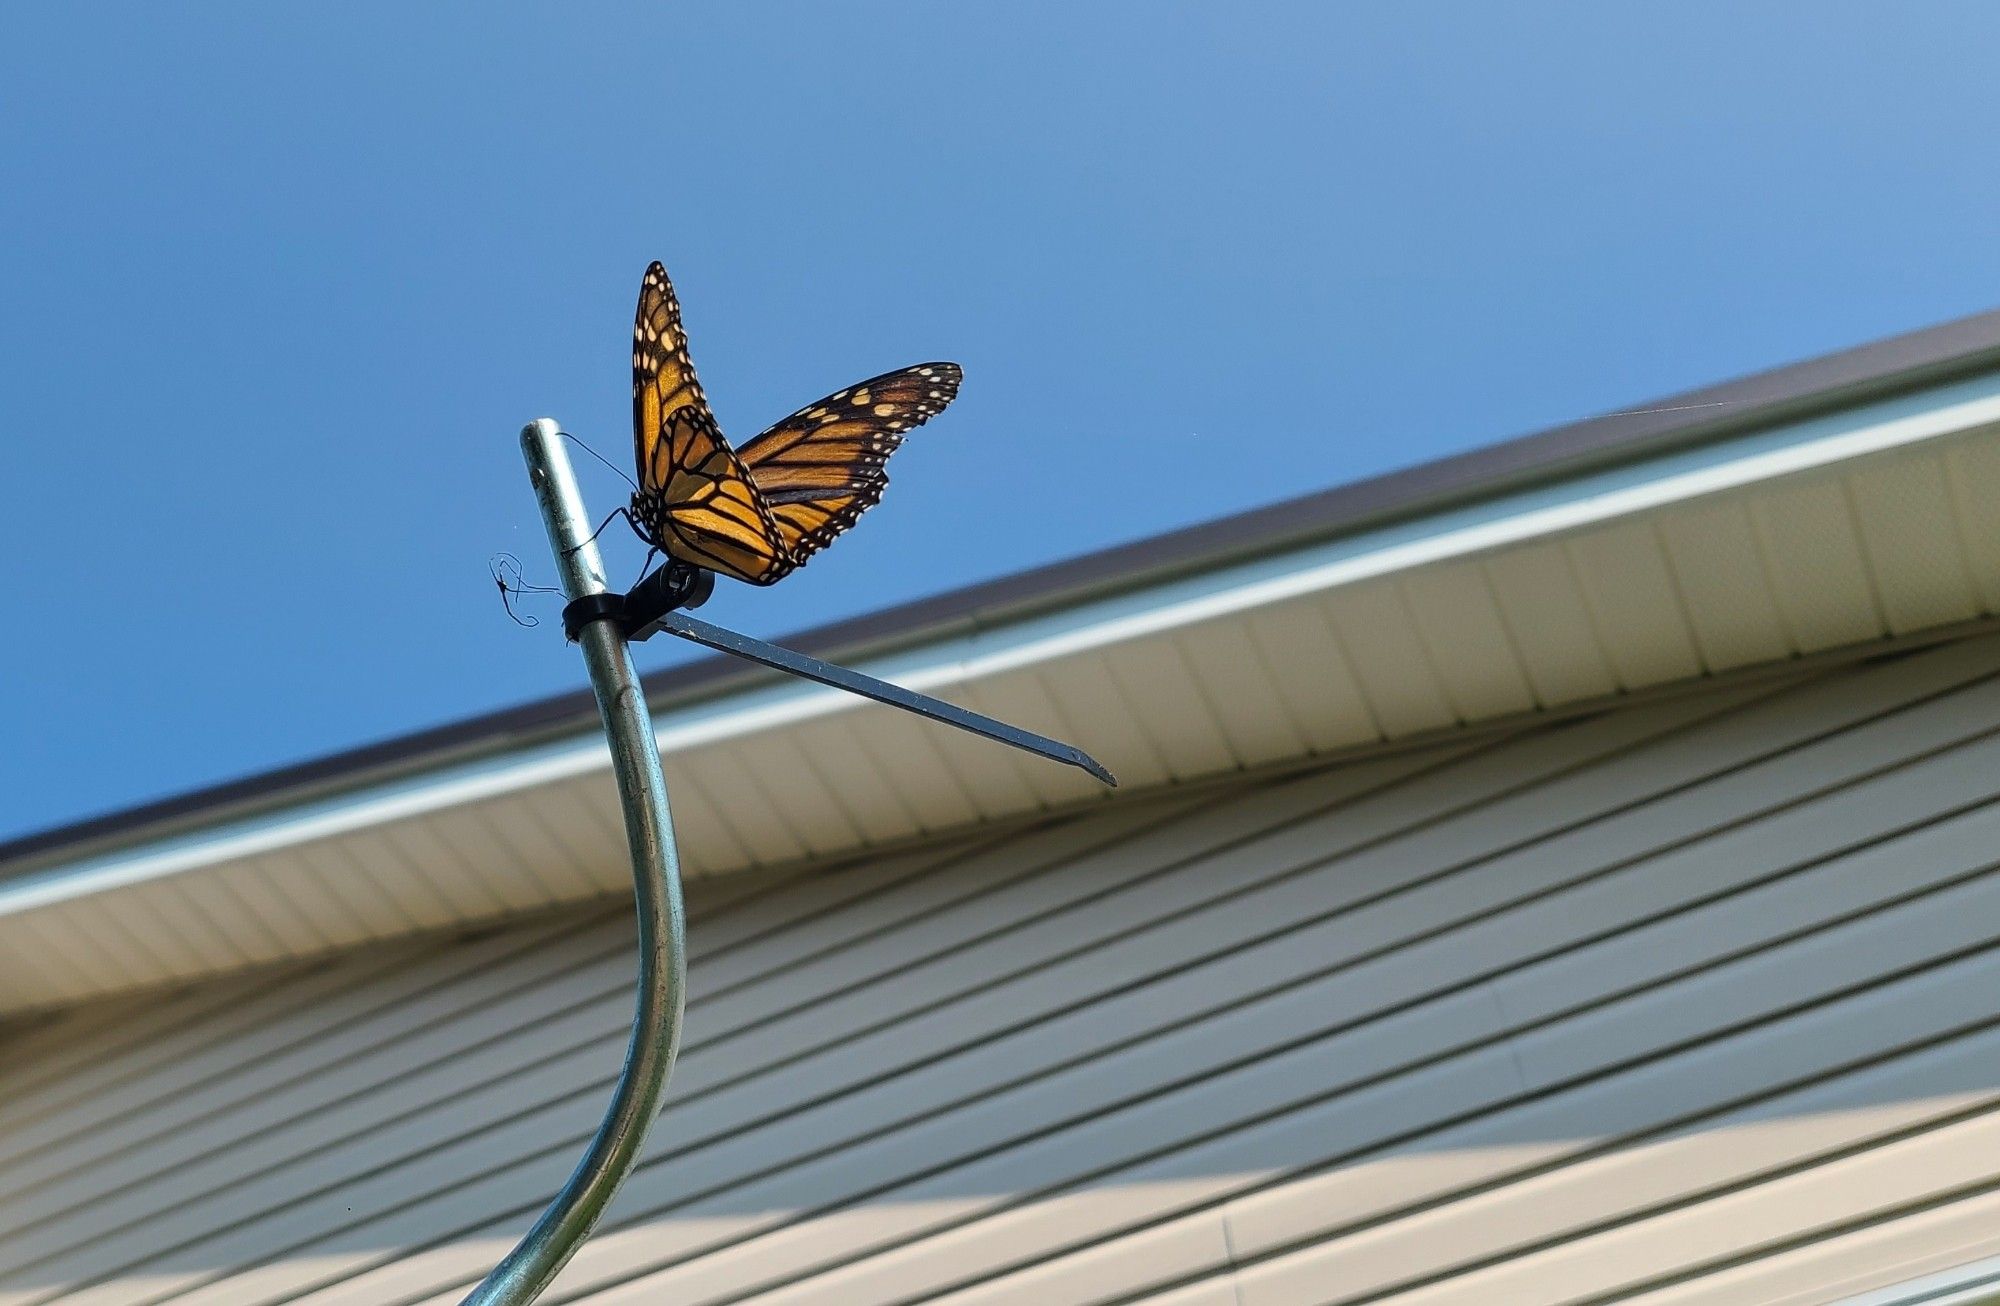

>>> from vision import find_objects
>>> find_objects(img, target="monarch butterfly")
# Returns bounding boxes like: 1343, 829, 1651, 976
628, 261, 961, 585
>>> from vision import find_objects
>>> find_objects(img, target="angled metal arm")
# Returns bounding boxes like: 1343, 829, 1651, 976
460, 419, 689, 1305
649, 610, 1117, 787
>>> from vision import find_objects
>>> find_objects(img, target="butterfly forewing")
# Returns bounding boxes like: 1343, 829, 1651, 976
768, 482, 887, 560
630, 262, 790, 584
632, 262, 716, 478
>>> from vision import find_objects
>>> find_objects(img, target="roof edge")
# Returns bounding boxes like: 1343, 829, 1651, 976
10, 302, 2000, 874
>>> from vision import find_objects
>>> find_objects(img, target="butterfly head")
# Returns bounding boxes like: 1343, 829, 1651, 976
627, 490, 664, 549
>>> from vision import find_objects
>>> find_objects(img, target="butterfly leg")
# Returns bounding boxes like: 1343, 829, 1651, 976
566, 506, 635, 557
628, 546, 660, 593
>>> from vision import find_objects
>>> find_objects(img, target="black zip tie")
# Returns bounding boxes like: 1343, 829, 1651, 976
562, 564, 715, 643
562, 593, 626, 643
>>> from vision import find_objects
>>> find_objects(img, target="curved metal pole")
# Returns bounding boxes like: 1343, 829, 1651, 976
460, 419, 689, 1305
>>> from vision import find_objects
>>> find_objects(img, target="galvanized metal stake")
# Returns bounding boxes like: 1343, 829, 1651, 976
460, 419, 689, 1306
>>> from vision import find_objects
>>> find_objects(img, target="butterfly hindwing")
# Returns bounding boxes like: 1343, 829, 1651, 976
650, 408, 792, 585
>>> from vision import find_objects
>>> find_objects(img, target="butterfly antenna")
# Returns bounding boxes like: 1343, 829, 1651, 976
562, 430, 639, 492
490, 552, 563, 628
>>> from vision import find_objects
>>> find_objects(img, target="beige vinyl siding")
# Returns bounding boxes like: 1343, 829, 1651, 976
9, 633, 2000, 1304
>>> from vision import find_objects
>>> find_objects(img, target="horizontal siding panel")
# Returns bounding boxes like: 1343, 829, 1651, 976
923, 1209, 1242, 1306
316, 684, 1920, 1296
0, 970, 329, 1138
1237, 1021, 2000, 1305
207, 762, 1465, 1306
508, 704, 1792, 1304
1132, 1280, 1245, 1306
0, 840, 998, 1297
9, 635, 2000, 1306
716, 677, 2000, 1305
0, 925, 623, 1210
1374, 1109, 2000, 1306
1624, 1187, 2000, 1306
842, 929, 2000, 1306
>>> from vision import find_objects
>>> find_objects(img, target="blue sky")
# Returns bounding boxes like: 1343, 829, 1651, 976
6, 3, 2000, 842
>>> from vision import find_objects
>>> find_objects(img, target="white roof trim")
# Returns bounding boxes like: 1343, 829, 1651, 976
7, 364, 2000, 1011
14, 369, 1998, 920
918, 369, 2000, 678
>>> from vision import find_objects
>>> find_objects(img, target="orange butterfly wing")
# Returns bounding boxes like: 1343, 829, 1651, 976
631, 262, 792, 585
646, 408, 796, 584
736, 362, 962, 566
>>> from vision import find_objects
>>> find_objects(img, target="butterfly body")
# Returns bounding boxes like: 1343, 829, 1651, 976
628, 261, 961, 585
